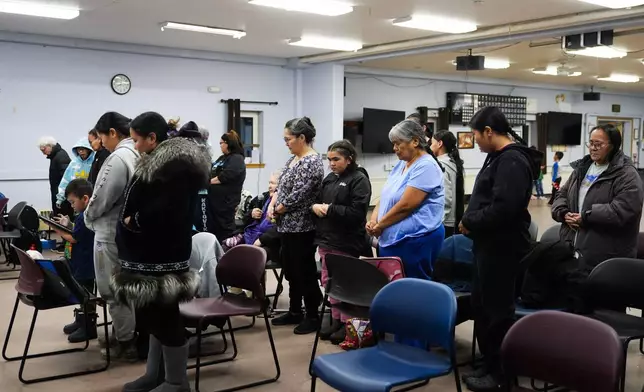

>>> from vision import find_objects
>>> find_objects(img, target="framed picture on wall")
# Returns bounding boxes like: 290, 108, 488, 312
457, 131, 475, 149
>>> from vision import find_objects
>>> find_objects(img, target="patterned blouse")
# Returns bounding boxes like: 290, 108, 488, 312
276, 154, 324, 233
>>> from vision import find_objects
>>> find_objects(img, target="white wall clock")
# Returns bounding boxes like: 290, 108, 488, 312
111, 74, 131, 95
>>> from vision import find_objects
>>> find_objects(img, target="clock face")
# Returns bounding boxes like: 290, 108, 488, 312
111, 74, 131, 95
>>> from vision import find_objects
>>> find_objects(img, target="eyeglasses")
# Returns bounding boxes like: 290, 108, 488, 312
586, 141, 608, 150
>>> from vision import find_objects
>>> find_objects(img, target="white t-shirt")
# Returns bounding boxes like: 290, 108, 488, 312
578, 162, 609, 211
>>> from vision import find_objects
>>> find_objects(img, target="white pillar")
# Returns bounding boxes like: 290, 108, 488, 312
300, 63, 345, 151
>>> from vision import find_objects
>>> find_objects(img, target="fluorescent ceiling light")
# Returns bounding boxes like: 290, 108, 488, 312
566, 46, 627, 59
393, 15, 477, 34
597, 73, 640, 83
0, 1, 79, 19
450, 58, 510, 69
532, 66, 582, 76
576, 0, 644, 9
248, 0, 353, 16
160, 22, 246, 39
288, 36, 362, 51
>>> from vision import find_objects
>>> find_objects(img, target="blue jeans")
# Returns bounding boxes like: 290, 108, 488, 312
534, 180, 544, 197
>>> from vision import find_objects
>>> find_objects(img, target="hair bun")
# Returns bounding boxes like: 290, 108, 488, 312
168, 118, 180, 131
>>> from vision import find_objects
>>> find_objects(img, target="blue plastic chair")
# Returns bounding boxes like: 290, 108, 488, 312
311, 278, 462, 392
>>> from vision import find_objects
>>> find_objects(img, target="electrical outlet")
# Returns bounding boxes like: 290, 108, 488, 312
383, 163, 395, 172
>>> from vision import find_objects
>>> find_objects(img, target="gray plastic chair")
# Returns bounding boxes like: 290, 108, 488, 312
529, 221, 539, 242
540, 223, 561, 244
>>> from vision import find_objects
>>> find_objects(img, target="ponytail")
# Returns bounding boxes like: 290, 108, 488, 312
507, 127, 527, 146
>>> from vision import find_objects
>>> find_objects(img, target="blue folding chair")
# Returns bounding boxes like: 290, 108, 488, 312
311, 279, 462, 392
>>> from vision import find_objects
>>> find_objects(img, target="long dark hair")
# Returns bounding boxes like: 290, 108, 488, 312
328, 139, 358, 172
591, 124, 622, 162
433, 130, 465, 225
221, 130, 244, 155
94, 112, 131, 137
469, 106, 527, 145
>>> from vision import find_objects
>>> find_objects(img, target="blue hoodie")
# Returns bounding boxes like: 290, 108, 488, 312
56, 137, 95, 206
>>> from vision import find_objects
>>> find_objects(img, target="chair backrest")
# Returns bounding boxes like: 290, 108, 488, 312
216, 244, 267, 301
586, 258, 644, 310
433, 234, 474, 284
502, 310, 622, 392
326, 254, 390, 307
529, 220, 539, 242
0, 197, 8, 229
370, 279, 457, 352
6, 201, 39, 232
637, 232, 644, 260
540, 223, 561, 244
11, 244, 45, 296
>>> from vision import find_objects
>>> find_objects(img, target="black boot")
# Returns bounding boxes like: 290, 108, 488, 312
329, 326, 346, 345
68, 312, 98, 343
63, 308, 82, 335
123, 336, 165, 392
320, 318, 343, 341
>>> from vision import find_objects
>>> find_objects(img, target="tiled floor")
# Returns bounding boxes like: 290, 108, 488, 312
1, 200, 643, 392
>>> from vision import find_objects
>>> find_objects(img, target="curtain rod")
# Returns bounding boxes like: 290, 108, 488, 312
220, 99, 278, 106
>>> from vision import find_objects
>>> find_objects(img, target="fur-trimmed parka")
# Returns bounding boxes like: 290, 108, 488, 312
111, 136, 211, 309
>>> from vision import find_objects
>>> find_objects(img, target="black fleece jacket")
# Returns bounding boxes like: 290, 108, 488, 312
314, 168, 372, 256
462, 144, 542, 253
47, 144, 71, 207
208, 153, 246, 240
88, 148, 111, 185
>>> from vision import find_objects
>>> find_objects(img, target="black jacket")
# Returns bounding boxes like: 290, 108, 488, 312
242, 191, 271, 227
208, 153, 246, 240
48, 144, 71, 207
314, 168, 372, 256
112, 137, 211, 309
88, 148, 111, 185
463, 144, 542, 254
551, 151, 643, 272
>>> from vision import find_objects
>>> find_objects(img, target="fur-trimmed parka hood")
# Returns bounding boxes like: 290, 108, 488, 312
136, 137, 211, 190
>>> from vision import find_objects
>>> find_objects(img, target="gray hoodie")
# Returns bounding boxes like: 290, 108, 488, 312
438, 154, 457, 227
85, 138, 139, 242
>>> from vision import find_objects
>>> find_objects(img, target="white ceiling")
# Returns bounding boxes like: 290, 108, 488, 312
0, 0, 606, 58
359, 30, 644, 92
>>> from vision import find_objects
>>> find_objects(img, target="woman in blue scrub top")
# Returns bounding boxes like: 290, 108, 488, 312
366, 119, 445, 279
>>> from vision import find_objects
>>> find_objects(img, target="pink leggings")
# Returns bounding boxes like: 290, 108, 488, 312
318, 247, 350, 322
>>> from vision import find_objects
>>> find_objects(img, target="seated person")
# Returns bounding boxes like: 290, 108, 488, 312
223, 171, 281, 250
51, 179, 97, 343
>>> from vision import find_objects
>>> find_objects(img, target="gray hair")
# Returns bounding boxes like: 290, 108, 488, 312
388, 119, 428, 150
199, 127, 210, 142
37, 136, 57, 148
270, 169, 283, 180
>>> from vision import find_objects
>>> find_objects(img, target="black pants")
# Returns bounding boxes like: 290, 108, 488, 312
444, 226, 455, 239
471, 246, 520, 380
136, 302, 185, 347
280, 231, 321, 317
548, 177, 561, 204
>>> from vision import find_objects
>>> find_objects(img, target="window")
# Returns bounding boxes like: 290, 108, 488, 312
239, 111, 262, 165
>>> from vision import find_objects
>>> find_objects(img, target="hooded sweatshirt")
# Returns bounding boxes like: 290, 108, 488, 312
84, 138, 139, 242
188, 232, 223, 298
462, 144, 542, 252
438, 154, 458, 227
55, 138, 95, 205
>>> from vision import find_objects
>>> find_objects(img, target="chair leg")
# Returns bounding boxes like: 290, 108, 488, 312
271, 269, 285, 311
2, 294, 20, 361
453, 363, 463, 392
308, 295, 327, 376
310, 375, 317, 392
195, 321, 203, 392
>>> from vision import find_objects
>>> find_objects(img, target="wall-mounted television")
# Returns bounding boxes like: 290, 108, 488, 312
546, 111, 583, 145
362, 108, 406, 153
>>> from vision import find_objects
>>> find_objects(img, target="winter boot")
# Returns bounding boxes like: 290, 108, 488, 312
63, 308, 82, 335
123, 335, 166, 392
149, 343, 191, 392
68, 311, 98, 343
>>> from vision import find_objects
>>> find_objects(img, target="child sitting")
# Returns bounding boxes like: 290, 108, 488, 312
52, 179, 97, 343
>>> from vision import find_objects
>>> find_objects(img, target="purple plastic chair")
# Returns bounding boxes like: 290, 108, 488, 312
502, 310, 623, 392
2, 245, 110, 384
180, 244, 280, 392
